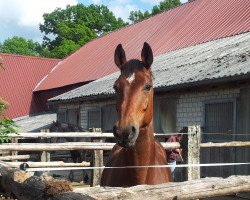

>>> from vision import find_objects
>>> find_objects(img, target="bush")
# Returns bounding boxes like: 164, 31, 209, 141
0, 98, 19, 143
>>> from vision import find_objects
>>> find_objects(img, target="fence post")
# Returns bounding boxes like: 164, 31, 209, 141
40, 129, 50, 162
11, 136, 18, 161
90, 128, 103, 186
187, 125, 201, 180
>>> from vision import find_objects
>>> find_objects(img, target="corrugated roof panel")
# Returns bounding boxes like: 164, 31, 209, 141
36, 0, 250, 91
49, 31, 250, 102
0, 54, 60, 118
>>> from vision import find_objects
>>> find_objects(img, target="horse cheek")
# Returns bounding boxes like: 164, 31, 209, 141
142, 97, 153, 126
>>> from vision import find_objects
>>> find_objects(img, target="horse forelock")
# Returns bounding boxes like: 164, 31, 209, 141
120, 59, 152, 80
121, 59, 143, 75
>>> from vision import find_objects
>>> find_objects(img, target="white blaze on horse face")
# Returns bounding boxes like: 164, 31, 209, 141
126, 73, 135, 84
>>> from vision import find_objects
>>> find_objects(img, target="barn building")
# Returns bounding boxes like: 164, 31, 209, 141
1, 0, 249, 178
48, 0, 250, 178
0, 54, 62, 131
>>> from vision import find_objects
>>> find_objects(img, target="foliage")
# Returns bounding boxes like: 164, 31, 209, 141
0, 98, 19, 143
40, 4, 128, 58
129, 0, 181, 23
0, 36, 43, 57
129, 11, 150, 23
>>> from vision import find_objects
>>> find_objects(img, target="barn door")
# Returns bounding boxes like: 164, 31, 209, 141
235, 88, 250, 175
201, 100, 236, 178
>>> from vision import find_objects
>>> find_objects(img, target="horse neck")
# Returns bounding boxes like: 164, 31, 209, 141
125, 121, 155, 165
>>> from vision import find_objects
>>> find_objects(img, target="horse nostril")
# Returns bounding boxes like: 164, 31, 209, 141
131, 126, 136, 133
123, 133, 129, 140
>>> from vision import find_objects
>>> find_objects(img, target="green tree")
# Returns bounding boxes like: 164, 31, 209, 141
0, 98, 19, 143
129, 10, 150, 23
1, 36, 43, 57
129, 0, 181, 23
40, 4, 128, 58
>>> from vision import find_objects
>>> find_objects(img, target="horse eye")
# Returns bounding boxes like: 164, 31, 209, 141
144, 83, 152, 91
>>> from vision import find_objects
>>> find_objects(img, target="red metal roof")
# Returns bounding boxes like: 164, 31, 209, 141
0, 53, 61, 118
35, 0, 250, 91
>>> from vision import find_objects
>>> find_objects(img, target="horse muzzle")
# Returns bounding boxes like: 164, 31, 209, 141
113, 125, 139, 148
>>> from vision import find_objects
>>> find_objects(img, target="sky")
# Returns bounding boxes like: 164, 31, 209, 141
0, 0, 188, 44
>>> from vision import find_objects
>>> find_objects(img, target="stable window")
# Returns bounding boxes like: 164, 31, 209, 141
204, 100, 236, 142
66, 108, 80, 126
57, 110, 66, 123
102, 104, 117, 132
202, 99, 237, 178
87, 105, 117, 131
88, 109, 102, 129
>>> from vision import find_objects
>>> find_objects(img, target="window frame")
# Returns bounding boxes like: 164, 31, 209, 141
87, 108, 102, 129
202, 98, 237, 142
57, 109, 67, 123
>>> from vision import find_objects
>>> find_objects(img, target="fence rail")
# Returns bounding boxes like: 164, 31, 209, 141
0, 141, 181, 151
1, 126, 250, 185
9, 132, 178, 138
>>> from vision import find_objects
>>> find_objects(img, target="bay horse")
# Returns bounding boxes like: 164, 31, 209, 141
100, 42, 172, 187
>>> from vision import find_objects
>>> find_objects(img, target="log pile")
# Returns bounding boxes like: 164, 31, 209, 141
0, 165, 73, 200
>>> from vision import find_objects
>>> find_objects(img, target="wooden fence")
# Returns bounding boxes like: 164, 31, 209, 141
0, 126, 250, 185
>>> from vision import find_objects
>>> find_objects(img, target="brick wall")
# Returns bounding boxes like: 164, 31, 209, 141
58, 86, 244, 133
176, 88, 240, 131
58, 100, 115, 130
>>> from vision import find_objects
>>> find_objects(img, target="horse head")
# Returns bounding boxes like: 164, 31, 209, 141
113, 42, 154, 148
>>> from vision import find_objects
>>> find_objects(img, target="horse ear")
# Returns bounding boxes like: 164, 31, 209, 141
141, 42, 153, 69
114, 44, 127, 69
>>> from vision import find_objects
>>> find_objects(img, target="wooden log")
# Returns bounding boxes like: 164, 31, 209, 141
187, 125, 201, 180
0, 150, 10, 156
40, 129, 51, 163
1, 162, 249, 200
73, 176, 250, 200
9, 132, 114, 138
200, 141, 250, 148
0, 155, 30, 161
0, 142, 180, 151
4, 161, 90, 168
0, 165, 73, 200
9, 132, 181, 139
90, 128, 103, 187
11, 137, 18, 160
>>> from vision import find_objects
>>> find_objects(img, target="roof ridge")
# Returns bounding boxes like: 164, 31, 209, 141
33, 60, 64, 91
